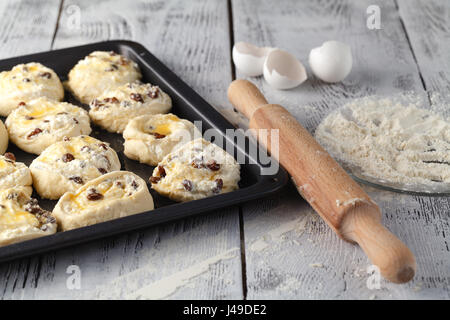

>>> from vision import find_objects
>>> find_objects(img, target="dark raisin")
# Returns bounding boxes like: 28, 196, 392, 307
97, 167, 107, 174
4, 152, 15, 162
91, 99, 102, 107
73, 118, 79, 124
39, 72, 52, 79
86, 188, 103, 201
98, 143, 108, 150
150, 132, 166, 139
40, 225, 48, 232
130, 93, 143, 102
25, 115, 34, 120
119, 57, 129, 65
27, 128, 42, 139
191, 157, 204, 169
149, 176, 161, 184
18, 102, 26, 107
69, 176, 83, 184
148, 87, 159, 99
23, 78, 31, 82
80, 145, 90, 152
212, 179, 223, 194
131, 180, 139, 189
206, 160, 220, 171
158, 165, 166, 177
105, 64, 119, 71
63, 136, 71, 141
115, 181, 124, 188
24, 198, 42, 214
182, 179, 193, 191
104, 97, 119, 104
62, 153, 75, 162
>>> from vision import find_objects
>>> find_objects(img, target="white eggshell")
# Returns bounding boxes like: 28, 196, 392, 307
309, 40, 352, 83
263, 49, 307, 90
232, 42, 275, 76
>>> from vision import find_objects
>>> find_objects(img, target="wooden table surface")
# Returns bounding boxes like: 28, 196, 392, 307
0, 0, 449, 300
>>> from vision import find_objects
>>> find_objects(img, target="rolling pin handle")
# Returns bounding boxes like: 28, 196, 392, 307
227, 79, 268, 119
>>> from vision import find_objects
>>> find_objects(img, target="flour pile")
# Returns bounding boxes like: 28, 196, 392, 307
315, 94, 450, 192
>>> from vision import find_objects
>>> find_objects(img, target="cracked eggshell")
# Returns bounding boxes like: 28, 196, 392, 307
309, 41, 352, 83
232, 42, 276, 76
263, 49, 307, 90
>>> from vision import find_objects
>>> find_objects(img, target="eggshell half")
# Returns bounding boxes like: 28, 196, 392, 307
232, 42, 276, 76
263, 49, 307, 90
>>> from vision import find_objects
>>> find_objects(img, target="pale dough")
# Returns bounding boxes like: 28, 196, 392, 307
89, 81, 172, 133
53, 171, 154, 231
5, 97, 92, 155
66, 51, 142, 104
123, 113, 200, 166
0, 153, 32, 197
150, 138, 240, 202
0, 188, 57, 247
0, 120, 8, 154
30, 135, 121, 200
0, 62, 64, 116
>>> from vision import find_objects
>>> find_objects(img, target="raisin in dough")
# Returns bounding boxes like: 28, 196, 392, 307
0, 153, 33, 197
123, 113, 200, 166
0, 188, 57, 247
30, 135, 120, 200
89, 81, 172, 133
0, 120, 8, 154
150, 138, 240, 202
66, 51, 142, 104
53, 171, 154, 231
5, 97, 91, 155
0, 62, 64, 116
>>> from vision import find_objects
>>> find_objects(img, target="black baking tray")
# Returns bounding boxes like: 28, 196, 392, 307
0, 40, 288, 263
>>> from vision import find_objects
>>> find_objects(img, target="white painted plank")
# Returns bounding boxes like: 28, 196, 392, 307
397, 0, 450, 118
0, 0, 243, 299
232, 0, 449, 299
0, 0, 61, 59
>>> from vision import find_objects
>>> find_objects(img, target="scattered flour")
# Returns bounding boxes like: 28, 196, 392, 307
248, 216, 308, 252
315, 93, 450, 193
125, 248, 238, 300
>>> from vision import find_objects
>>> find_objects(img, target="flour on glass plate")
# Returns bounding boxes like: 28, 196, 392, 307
315, 94, 450, 192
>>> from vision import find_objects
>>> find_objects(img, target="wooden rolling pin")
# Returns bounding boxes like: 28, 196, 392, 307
228, 79, 416, 284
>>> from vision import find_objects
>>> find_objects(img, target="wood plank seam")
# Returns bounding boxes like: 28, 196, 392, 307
394, 0, 427, 91
228, 0, 248, 300
50, 0, 64, 49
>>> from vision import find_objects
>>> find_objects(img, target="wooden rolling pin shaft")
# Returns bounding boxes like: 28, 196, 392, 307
228, 79, 416, 284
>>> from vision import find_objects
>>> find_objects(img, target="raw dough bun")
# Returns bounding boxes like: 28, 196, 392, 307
0, 188, 57, 247
30, 135, 121, 200
53, 171, 154, 231
0, 153, 32, 197
66, 51, 142, 104
123, 113, 200, 166
89, 81, 172, 133
5, 97, 91, 155
150, 138, 240, 202
0, 120, 8, 154
0, 62, 64, 116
